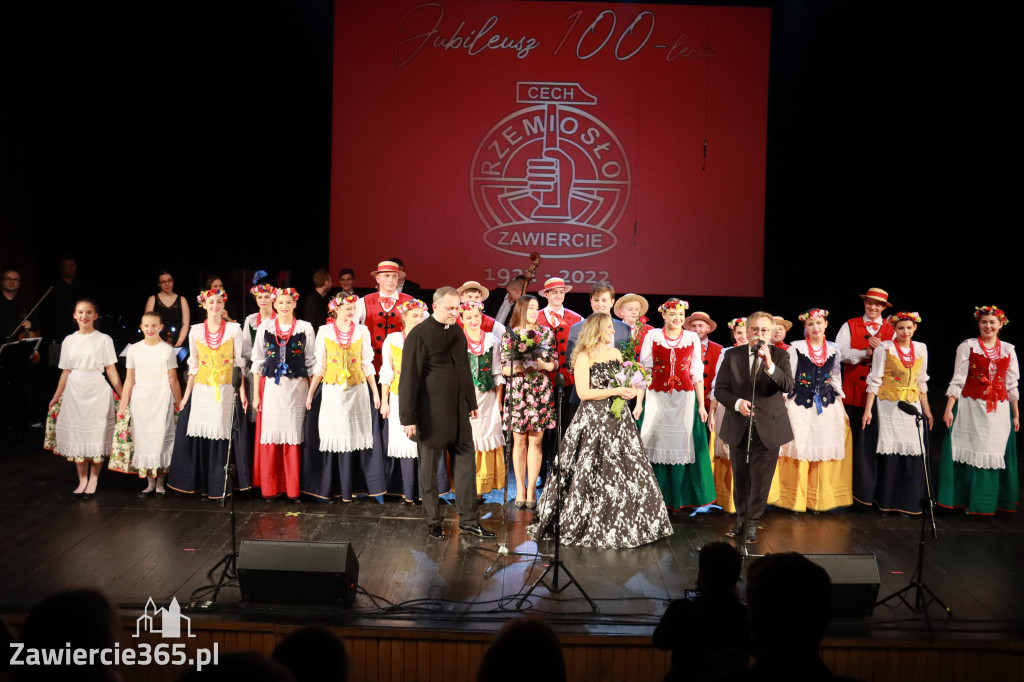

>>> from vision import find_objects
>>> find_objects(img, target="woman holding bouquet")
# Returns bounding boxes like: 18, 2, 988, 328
636, 298, 715, 510
500, 294, 557, 509
530, 313, 672, 547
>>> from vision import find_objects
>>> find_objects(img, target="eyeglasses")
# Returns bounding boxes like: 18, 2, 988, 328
748, 327, 772, 334
2, 277, 21, 282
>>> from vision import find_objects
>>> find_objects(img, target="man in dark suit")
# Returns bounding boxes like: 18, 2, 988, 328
399, 286, 494, 541
714, 311, 794, 544
565, 281, 631, 408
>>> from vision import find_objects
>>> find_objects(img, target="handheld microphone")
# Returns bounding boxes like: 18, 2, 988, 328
555, 373, 565, 389
897, 400, 921, 417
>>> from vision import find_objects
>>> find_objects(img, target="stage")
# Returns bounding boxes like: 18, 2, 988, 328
2, 437, 1022, 644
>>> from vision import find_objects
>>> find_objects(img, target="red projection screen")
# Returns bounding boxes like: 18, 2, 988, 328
330, 1, 771, 296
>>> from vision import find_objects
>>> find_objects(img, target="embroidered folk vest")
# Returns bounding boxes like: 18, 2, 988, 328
649, 340, 695, 393
323, 337, 366, 388
842, 316, 894, 407
962, 349, 1010, 411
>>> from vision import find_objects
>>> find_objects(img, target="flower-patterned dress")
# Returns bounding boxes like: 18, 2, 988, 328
500, 327, 557, 433
529, 359, 673, 548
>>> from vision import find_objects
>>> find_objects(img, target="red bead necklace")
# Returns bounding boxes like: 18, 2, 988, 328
275, 317, 297, 345
661, 327, 685, 348
465, 328, 484, 356
806, 337, 828, 366
893, 340, 916, 368
978, 336, 1002, 360
204, 319, 226, 349
333, 320, 354, 348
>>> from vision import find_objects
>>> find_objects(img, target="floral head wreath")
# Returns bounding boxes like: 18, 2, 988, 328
798, 308, 829, 322
657, 299, 689, 315
272, 287, 299, 301
197, 288, 227, 304
328, 293, 359, 313
399, 299, 428, 315
887, 311, 921, 325
974, 305, 1008, 325
727, 317, 747, 330
250, 283, 275, 297
459, 301, 484, 312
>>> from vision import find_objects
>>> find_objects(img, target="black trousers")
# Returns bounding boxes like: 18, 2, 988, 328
729, 427, 779, 525
418, 436, 478, 526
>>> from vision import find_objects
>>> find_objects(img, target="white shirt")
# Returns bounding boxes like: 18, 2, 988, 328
836, 314, 886, 365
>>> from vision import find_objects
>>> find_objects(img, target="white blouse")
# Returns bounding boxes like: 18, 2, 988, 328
639, 328, 704, 388
945, 338, 1019, 401
866, 340, 929, 395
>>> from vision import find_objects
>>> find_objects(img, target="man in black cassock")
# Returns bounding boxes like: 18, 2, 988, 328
399, 287, 495, 540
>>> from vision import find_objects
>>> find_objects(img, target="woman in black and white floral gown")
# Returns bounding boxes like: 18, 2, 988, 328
530, 313, 673, 548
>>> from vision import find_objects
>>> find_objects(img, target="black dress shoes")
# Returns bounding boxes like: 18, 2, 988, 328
458, 523, 496, 538
428, 523, 445, 540
726, 521, 743, 538
744, 525, 759, 544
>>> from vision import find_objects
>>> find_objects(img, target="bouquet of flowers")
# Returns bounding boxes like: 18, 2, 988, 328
617, 318, 647, 361
509, 328, 550, 379
610, 359, 652, 420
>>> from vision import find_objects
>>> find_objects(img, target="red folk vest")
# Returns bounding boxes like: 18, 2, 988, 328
364, 292, 411, 372
962, 349, 1011, 412
538, 308, 582, 386
841, 316, 894, 408
701, 341, 723, 410
649, 341, 695, 393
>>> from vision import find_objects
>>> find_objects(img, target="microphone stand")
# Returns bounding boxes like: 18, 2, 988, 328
876, 400, 951, 636
478, 361, 546, 577
190, 366, 244, 609
516, 373, 596, 611
739, 343, 762, 557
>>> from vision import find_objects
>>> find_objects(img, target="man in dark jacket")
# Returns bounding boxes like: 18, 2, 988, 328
714, 311, 795, 544
399, 286, 494, 540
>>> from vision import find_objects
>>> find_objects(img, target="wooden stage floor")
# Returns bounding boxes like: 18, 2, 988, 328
1, 443, 1022, 643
